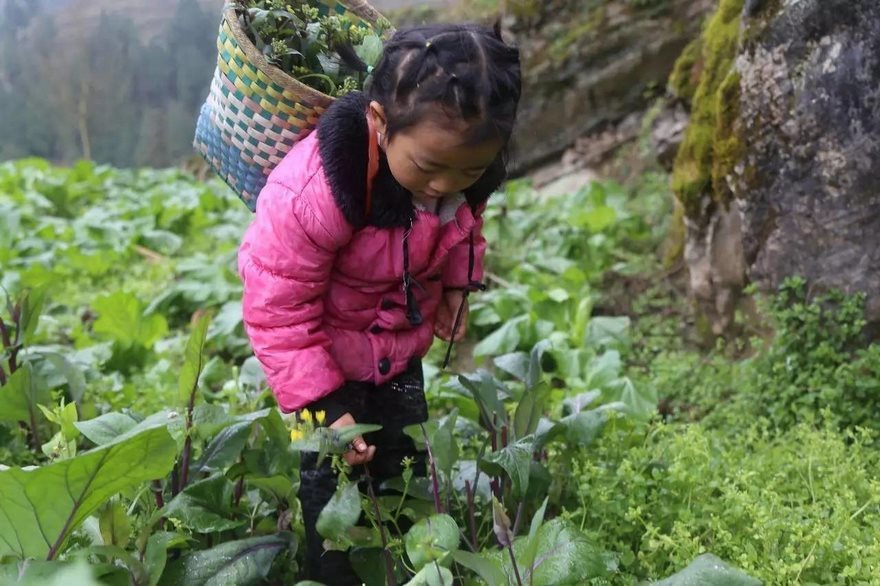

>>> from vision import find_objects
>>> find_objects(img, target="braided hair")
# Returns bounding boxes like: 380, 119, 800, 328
367, 23, 522, 146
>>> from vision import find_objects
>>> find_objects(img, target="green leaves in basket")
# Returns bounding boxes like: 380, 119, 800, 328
234, 1, 388, 98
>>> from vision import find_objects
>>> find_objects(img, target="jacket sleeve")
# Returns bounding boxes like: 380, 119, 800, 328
442, 215, 487, 289
239, 178, 350, 416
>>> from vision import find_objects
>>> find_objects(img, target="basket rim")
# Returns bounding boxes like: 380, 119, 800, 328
222, 1, 393, 105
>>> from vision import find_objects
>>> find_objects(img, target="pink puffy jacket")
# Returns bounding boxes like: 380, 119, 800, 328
238, 93, 503, 414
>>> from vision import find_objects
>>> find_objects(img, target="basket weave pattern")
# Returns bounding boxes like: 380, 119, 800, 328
194, 1, 387, 211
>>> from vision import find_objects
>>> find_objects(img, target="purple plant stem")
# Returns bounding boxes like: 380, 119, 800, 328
178, 349, 202, 493
465, 480, 478, 551
0, 316, 11, 349
233, 475, 245, 508
508, 545, 524, 586
420, 423, 443, 514
512, 501, 526, 537
365, 464, 398, 586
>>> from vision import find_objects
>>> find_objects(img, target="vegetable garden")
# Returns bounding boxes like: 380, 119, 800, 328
1, 156, 879, 585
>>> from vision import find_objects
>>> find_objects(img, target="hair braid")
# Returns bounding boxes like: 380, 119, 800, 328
367, 23, 522, 144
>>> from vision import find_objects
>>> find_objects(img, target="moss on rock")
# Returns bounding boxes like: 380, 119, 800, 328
668, 38, 703, 101
670, 0, 745, 216
711, 69, 744, 201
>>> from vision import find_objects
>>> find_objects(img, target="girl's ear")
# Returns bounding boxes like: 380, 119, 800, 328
368, 101, 388, 141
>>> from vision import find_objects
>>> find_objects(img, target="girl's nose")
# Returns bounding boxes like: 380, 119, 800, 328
428, 174, 467, 196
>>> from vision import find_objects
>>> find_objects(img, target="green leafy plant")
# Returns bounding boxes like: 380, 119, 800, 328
232, 0, 389, 97
565, 420, 880, 584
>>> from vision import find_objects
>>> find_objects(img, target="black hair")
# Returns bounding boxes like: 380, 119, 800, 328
366, 23, 522, 145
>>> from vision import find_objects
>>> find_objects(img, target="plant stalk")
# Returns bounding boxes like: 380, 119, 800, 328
27, 399, 40, 452
420, 423, 443, 514
465, 480, 478, 551
513, 501, 526, 536
365, 464, 398, 586
508, 545, 524, 586
178, 434, 193, 494
233, 475, 245, 508
152, 479, 165, 509
9, 344, 19, 374
178, 368, 200, 493
0, 316, 11, 349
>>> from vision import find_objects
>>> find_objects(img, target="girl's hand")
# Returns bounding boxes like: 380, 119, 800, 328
435, 289, 468, 342
330, 412, 376, 466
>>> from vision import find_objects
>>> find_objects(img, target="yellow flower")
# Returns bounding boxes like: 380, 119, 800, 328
316, 410, 326, 425
290, 428, 305, 442
301, 409, 312, 423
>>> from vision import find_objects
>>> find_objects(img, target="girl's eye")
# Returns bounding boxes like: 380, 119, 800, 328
414, 162, 436, 174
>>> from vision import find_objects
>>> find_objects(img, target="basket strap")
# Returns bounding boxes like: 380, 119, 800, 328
365, 112, 380, 219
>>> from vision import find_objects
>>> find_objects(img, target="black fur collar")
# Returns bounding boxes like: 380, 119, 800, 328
316, 92, 504, 229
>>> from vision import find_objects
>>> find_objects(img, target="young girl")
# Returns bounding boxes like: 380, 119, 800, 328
239, 22, 521, 584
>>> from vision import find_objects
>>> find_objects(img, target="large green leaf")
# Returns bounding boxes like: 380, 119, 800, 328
570, 204, 617, 232
520, 497, 550, 575
584, 316, 630, 350
513, 381, 551, 440
585, 350, 622, 389
561, 409, 610, 446
562, 391, 601, 415
163, 475, 244, 534
608, 377, 656, 420
500, 519, 612, 586
0, 558, 109, 586
0, 363, 47, 423
36, 350, 86, 405
195, 420, 254, 473
526, 339, 554, 389
75, 412, 137, 446
350, 547, 387, 586
431, 411, 459, 483
493, 351, 529, 383
482, 437, 535, 499
98, 500, 131, 548
355, 34, 384, 67
179, 312, 211, 405
92, 291, 168, 349
316, 481, 361, 541
451, 550, 507, 586
161, 534, 291, 586
76, 410, 186, 449
0, 425, 177, 559
654, 554, 761, 585
474, 315, 528, 357
405, 564, 454, 586
404, 514, 459, 571
458, 371, 509, 428
18, 287, 47, 346
144, 532, 190, 586
247, 475, 295, 503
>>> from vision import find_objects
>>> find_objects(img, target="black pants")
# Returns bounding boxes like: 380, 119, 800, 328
298, 359, 429, 585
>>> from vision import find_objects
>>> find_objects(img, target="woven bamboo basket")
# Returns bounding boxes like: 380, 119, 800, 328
194, 1, 391, 211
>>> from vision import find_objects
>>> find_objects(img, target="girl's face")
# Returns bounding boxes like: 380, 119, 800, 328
370, 101, 503, 200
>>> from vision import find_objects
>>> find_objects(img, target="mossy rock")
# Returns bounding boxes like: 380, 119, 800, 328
668, 38, 703, 102
669, 0, 880, 332
670, 0, 745, 217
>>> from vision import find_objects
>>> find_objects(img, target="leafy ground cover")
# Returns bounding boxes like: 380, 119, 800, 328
1, 158, 878, 585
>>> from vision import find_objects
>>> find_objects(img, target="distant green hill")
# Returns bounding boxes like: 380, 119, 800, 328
0, 0, 221, 168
